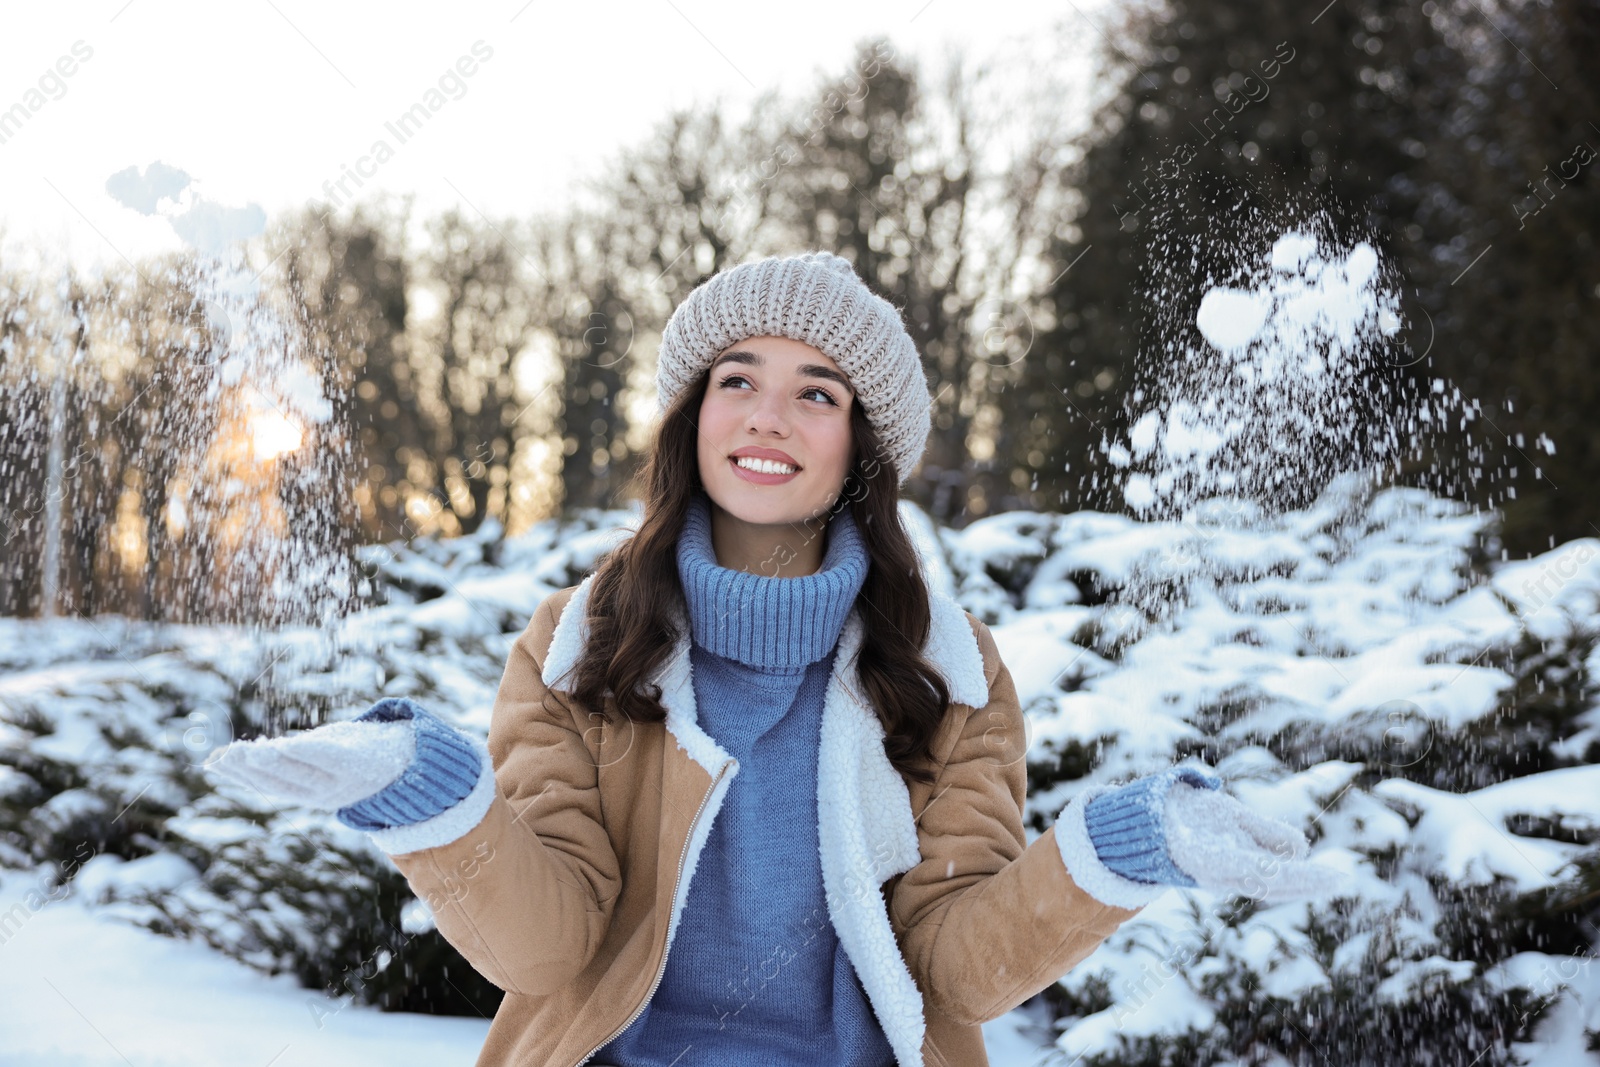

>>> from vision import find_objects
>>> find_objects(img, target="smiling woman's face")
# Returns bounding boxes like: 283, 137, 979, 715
696, 335, 855, 529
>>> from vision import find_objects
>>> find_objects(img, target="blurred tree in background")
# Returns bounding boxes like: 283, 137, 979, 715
1037, 0, 1598, 546
279, 202, 419, 546
1427, 0, 1599, 552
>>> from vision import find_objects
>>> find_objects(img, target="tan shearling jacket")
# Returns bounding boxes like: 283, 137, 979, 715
367, 574, 1149, 1066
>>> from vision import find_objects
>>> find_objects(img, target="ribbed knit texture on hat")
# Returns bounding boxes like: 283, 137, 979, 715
1082, 765, 1225, 886
674, 489, 868, 671
655, 250, 931, 487
333, 697, 482, 832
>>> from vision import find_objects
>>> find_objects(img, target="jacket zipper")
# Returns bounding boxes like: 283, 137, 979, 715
570, 757, 737, 1067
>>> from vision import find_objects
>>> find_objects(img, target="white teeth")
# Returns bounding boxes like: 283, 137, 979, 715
733, 455, 798, 475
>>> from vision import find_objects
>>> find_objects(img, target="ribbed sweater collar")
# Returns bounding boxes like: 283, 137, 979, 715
675, 489, 869, 670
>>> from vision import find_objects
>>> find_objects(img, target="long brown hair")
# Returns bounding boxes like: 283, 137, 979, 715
569, 366, 950, 786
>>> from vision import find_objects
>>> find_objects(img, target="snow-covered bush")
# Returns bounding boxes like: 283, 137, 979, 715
940, 474, 1599, 1065
0, 506, 631, 1017
1, 479, 1595, 1063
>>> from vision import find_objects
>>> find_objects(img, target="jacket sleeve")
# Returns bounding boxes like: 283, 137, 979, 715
886, 615, 1151, 1026
379, 589, 622, 997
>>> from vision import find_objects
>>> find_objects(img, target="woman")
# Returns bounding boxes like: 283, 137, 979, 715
212, 251, 1342, 1067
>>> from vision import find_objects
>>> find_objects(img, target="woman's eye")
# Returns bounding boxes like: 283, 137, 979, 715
801, 386, 839, 406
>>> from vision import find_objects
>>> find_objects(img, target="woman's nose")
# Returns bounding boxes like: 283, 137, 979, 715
746, 391, 790, 435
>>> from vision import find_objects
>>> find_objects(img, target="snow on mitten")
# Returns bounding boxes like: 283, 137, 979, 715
1163, 782, 1354, 903
1055, 763, 1352, 908
208, 718, 413, 809
209, 697, 484, 831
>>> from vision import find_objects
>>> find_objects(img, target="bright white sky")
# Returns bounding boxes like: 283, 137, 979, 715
0, 0, 1100, 273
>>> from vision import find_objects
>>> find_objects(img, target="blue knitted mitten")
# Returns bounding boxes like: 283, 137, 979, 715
1082, 764, 1225, 886
334, 697, 483, 831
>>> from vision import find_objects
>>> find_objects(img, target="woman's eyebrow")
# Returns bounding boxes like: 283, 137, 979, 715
710, 349, 855, 396
803, 364, 855, 395
713, 350, 761, 371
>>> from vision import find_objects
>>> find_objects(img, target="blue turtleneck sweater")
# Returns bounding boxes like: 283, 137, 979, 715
594, 489, 894, 1066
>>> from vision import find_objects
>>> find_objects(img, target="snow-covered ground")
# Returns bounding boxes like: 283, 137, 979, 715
2, 475, 1597, 1064
0, 866, 489, 1066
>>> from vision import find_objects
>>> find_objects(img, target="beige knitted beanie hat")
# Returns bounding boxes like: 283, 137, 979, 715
655, 250, 931, 488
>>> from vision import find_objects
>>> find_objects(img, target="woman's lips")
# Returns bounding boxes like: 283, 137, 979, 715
730, 446, 799, 466
729, 455, 800, 485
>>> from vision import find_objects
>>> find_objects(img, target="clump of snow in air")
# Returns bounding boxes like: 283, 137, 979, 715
1113, 226, 1408, 525
1088, 211, 1497, 624
1194, 287, 1271, 351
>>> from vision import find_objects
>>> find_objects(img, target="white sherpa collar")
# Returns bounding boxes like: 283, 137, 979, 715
539, 570, 600, 696
538, 570, 989, 1067
815, 603, 926, 1065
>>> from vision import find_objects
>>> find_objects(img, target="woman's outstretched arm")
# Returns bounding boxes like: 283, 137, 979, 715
889, 614, 1345, 1025
380, 592, 622, 996
210, 588, 622, 997
887, 617, 1149, 1027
